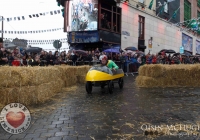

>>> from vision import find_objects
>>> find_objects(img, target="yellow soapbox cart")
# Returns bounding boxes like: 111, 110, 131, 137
85, 65, 124, 94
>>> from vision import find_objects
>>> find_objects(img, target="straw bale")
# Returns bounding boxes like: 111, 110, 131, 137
138, 65, 146, 76
136, 64, 200, 87
147, 64, 164, 78
0, 67, 34, 87
136, 76, 158, 87
138, 64, 152, 76
77, 75, 86, 84
31, 67, 61, 85
37, 82, 54, 103
65, 76, 77, 87
51, 78, 65, 93
0, 86, 37, 106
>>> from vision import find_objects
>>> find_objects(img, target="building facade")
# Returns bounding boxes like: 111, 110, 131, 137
61, 0, 200, 55
120, 1, 200, 55
180, 0, 200, 22
66, 0, 122, 51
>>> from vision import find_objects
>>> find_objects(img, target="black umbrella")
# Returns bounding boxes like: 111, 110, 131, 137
184, 52, 192, 56
165, 49, 176, 53
181, 52, 192, 57
124, 46, 138, 51
159, 49, 167, 53
173, 53, 180, 56
75, 50, 87, 56
25, 47, 42, 53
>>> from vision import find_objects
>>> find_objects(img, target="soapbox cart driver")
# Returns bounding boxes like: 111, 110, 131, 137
85, 56, 124, 94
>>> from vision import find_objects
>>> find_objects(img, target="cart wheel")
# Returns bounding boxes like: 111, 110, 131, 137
85, 81, 92, 94
108, 81, 113, 94
118, 78, 124, 89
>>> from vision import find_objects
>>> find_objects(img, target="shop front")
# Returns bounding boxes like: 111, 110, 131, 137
66, 0, 122, 51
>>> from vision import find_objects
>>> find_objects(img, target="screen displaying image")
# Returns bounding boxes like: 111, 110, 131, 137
70, 0, 98, 31
182, 33, 193, 52
196, 40, 200, 54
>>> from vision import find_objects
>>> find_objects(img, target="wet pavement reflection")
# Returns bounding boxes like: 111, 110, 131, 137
1, 76, 200, 140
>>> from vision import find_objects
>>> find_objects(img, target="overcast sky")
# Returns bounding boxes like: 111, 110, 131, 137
0, 0, 69, 50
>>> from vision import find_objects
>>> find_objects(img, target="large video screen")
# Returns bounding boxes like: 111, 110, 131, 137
70, 0, 98, 31
182, 33, 193, 52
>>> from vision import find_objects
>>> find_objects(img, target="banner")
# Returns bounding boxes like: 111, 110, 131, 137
69, 0, 98, 31
182, 33, 193, 52
148, 39, 152, 50
196, 40, 200, 54
68, 31, 99, 43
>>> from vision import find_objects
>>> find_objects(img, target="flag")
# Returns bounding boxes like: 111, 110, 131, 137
148, 0, 154, 10
172, 7, 180, 19
159, 2, 166, 14
189, 19, 198, 30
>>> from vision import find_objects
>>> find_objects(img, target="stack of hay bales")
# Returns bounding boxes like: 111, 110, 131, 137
136, 64, 200, 87
0, 65, 91, 106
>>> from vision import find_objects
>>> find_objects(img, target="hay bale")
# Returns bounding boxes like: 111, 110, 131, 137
137, 64, 200, 87
0, 86, 37, 106
0, 67, 32, 88
0, 65, 92, 106
31, 67, 62, 85
77, 75, 86, 84
148, 64, 165, 78
37, 82, 54, 103
65, 76, 77, 87
138, 65, 148, 76
136, 76, 158, 87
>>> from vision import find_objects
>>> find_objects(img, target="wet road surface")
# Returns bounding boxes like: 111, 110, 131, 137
1, 76, 200, 140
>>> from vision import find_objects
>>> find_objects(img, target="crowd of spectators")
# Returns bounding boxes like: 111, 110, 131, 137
1, 38, 200, 73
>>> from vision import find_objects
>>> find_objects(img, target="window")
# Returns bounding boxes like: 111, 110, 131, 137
198, 0, 200, 7
198, 11, 200, 18
138, 16, 145, 39
164, 1, 168, 13
184, 0, 191, 21
100, 2, 121, 33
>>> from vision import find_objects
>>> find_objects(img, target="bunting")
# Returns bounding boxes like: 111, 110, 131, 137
0, 28, 64, 34
0, 9, 63, 22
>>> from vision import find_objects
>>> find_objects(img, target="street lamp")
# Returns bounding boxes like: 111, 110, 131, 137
0, 16, 3, 42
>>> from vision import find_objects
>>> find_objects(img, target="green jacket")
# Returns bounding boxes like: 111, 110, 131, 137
107, 60, 119, 70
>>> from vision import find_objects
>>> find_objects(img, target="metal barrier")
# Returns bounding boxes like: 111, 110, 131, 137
125, 62, 134, 76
